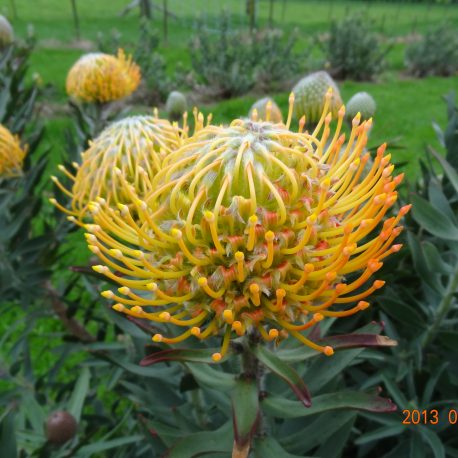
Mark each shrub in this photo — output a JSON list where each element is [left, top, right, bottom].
[[322, 15, 391, 81], [405, 23, 458, 77], [189, 13, 305, 98], [97, 19, 174, 104]]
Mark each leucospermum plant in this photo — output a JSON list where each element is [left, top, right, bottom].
[[83, 91, 409, 362], [0, 124, 27, 178], [50, 115, 184, 222], [48, 89, 409, 457], [66, 50, 141, 103]]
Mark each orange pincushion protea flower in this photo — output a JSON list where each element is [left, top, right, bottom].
[[0, 124, 27, 178], [50, 115, 182, 222], [85, 91, 410, 362], [66, 50, 141, 103]]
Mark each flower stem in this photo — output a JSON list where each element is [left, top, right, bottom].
[[422, 263, 458, 348], [232, 331, 262, 458]]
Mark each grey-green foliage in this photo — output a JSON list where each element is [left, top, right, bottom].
[[357, 92, 458, 457], [189, 13, 304, 98], [405, 23, 458, 77], [323, 15, 391, 81], [0, 39, 38, 133]]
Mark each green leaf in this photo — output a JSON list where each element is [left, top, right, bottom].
[[315, 416, 356, 458], [0, 410, 17, 458], [95, 352, 179, 379], [141, 348, 222, 366], [251, 345, 311, 407], [380, 296, 426, 328], [381, 373, 408, 408], [254, 437, 308, 458], [168, 422, 232, 458], [422, 242, 454, 274], [185, 363, 235, 390], [232, 377, 259, 448], [422, 362, 448, 405], [75, 435, 144, 456], [67, 366, 90, 422], [411, 194, 458, 240], [418, 426, 445, 458], [281, 411, 355, 454], [355, 425, 405, 445], [429, 145, 458, 194], [262, 391, 396, 419], [275, 321, 385, 363]]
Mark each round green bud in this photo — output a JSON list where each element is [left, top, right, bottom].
[[292, 71, 342, 124], [346, 92, 376, 123], [165, 91, 187, 122]]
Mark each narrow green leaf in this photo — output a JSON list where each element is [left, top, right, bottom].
[[276, 321, 385, 363], [254, 437, 308, 458], [411, 194, 458, 240], [428, 146, 458, 194], [75, 435, 144, 456], [232, 377, 259, 448], [262, 391, 396, 419], [422, 362, 448, 405], [141, 348, 222, 366], [67, 366, 90, 422], [381, 373, 408, 408], [251, 345, 311, 407], [168, 422, 232, 458], [185, 363, 235, 390], [418, 427, 445, 458], [281, 411, 355, 454], [315, 416, 356, 458], [355, 425, 405, 445], [0, 410, 17, 458]]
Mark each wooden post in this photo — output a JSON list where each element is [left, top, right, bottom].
[[140, 0, 152, 19], [70, 0, 80, 41], [9, 0, 18, 20], [268, 0, 274, 28], [163, 0, 168, 46]]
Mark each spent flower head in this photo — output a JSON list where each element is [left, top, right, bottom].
[[0, 124, 27, 178], [85, 90, 409, 362], [66, 50, 141, 103]]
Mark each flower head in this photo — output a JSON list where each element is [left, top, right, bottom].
[[50, 115, 182, 221], [66, 50, 141, 103], [0, 15, 14, 49], [85, 91, 409, 361], [0, 124, 27, 178]]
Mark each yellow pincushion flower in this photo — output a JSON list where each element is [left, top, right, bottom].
[[85, 91, 410, 362], [66, 50, 141, 103], [50, 115, 182, 221], [0, 124, 27, 178]]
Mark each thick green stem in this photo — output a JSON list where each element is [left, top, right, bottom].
[[232, 332, 262, 458], [422, 264, 458, 348]]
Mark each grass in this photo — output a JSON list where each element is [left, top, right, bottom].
[[3, 0, 458, 181]]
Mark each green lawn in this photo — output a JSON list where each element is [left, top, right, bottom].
[[3, 0, 458, 181]]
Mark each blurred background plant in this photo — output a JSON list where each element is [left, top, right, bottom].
[[405, 22, 458, 77], [318, 14, 393, 81]]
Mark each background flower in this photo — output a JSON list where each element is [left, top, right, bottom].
[[66, 50, 141, 103]]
